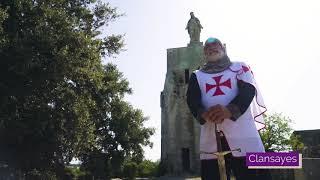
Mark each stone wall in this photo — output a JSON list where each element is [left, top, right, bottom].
[[161, 44, 204, 175], [270, 129, 320, 180]]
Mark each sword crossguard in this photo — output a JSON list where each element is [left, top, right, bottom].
[[200, 148, 241, 180], [200, 148, 241, 155]]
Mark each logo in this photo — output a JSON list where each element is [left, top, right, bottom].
[[246, 152, 302, 169]]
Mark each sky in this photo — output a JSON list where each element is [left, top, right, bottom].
[[102, 0, 320, 161]]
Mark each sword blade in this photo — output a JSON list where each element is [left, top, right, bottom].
[[215, 152, 228, 180], [215, 123, 223, 152], [200, 124, 241, 180]]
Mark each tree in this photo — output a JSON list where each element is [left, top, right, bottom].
[[0, 0, 153, 178], [79, 64, 154, 179], [123, 162, 138, 180], [259, 113, 304, 152], [137, 159, 160, 177]]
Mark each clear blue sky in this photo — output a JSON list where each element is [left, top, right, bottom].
[[103, 0, 320, 161]]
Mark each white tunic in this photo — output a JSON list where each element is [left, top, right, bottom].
[[194, 62, 266, 160]]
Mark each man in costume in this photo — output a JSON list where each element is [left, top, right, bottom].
[[186, 37, 271, 180]]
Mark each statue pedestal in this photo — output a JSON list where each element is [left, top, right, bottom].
[[188, 41, 203, 47]]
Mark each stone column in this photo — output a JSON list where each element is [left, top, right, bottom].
[[161, 44, 204, 175]]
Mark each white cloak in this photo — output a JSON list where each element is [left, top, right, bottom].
[[194, 61, 267, 160]]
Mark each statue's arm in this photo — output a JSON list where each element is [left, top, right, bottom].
[[186, 19, 190, 30], [196, 18, 203, 28]]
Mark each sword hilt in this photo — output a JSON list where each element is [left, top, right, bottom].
[[200, 148, 241, 180]]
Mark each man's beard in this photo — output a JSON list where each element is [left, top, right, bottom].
[[205, 51, 224, 62], [201, 53, 231, 73]]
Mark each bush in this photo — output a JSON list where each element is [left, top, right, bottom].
[[259, 113, 304, 152], [25, 169, 57, 180], [137, 160, 160, 177], [65, 166, 86, 179], [123, 162, 138, 179]]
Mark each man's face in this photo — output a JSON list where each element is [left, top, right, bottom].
[[204, 42, 224, 62]]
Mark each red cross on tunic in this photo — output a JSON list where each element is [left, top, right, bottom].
[[206, 75, 232, 96], [242, 65, 250, 73], [242, 65, 254, 75]]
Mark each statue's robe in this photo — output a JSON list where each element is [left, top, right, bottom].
[[187, 17, 202, 41]]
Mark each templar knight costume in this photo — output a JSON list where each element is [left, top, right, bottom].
[[187, 37, 271, 180]]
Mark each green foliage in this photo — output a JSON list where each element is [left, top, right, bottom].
[[289, 134, 305, 153], [0, 6, 8, 44], [260, 113, 304, 152], [123, 161, 138, 180], [80, 93, 155, 178], [137, 160, 160, 177], [64, 166, 86, 179], [0, 0, 153, 179], [25, 169, 57, 180]]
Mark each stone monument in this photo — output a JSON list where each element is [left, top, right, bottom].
[[160, 12, 204, 175]]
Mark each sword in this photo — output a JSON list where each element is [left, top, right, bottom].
[[200, 123, 241, 180]]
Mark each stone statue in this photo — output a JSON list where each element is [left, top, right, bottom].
[[186, 12, 203, 43]]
